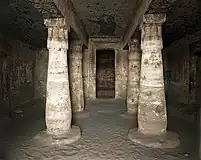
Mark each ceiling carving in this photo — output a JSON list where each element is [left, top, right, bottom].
[[71, 0, 140, 37], [163, 0, 201, 46], [0, 0, 199, 48]]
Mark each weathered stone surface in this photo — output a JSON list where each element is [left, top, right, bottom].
[[83, 43, 96, 100], [128, 128, 180, 148], [164, 37, 190, 104], [69, 40, 85, 113], [126, 39, 141, 114], [0, 34, 35, 102], [34, 48, 48, 99], [163, 0, 201, 47], [88, 37, 122, 99], [138, 14, 167, 135], [83, 49, 91, 100], [88, 39, 96, 99], [115, 49, 128, 99], [189, 55, 197, 103], [128, 14, 180, 148], [34, 125, 81, 145], [96, 50, 115, 98], [45, 18, 72, 135]]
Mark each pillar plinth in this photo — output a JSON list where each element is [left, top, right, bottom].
[[69, 41, 89, 118], [128, 14, 180, 148], [34, 18, 81, 145]]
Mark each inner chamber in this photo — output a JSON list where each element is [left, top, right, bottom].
[[96, 49, 115, 99]]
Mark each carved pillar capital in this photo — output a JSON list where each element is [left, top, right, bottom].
[[44, 18, 69, 50], [143, 14, 166, 24], [69, 40, 83, 60], [128, 39, 141, 60], [141, 14, 166, 51]]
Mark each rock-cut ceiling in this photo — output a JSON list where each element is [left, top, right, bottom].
[[71, 0, 140, 37], [0, 0, 200, 48]]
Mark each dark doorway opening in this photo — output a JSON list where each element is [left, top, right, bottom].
[[96, 49, 115, 99]]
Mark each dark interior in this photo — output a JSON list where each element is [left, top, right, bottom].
[[96, 49, 115, 99]]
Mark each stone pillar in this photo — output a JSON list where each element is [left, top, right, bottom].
[[83, 49, 90, 100], [86, 40, 96, 99], [69, 41, 89, 118], [115, 49, 128, 99], [69, 41, 84, 112], [126, 39, 141, 115], [122, 50, 129, 99], [34, 48, 48, 99], [128, 14, 180, 148], [34, 18, 81, 145], [91, 42, 96, 99], [189, 55, 197, 104]]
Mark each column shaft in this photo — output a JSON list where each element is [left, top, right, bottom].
[[45, 18, 71, 135], [83, 49, 89, 100], [127, 39, 141, 114], [115, 49, 128, 99], [69, 41, 84, 112], [138, 14, 167, 135], [86, 41, 96, 99]]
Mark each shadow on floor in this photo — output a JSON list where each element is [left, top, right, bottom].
[[0, 98, 199, 160]]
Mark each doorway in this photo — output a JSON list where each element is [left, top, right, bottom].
[[96, 49, 115, 98]]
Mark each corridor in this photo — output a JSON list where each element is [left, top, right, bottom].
[[0, 99, 197, 160]]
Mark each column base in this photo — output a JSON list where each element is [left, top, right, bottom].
[[128, 128, 180, 148], [121, 112, 136, 119], [73, 111, 90, 119], [126, 103, 138, 115], [33, 125, 81, 145]]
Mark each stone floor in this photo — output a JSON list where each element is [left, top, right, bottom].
[[0, 98, 199, 160]]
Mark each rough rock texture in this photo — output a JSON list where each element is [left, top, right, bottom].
[[0, 0, 46, 48], [34, 48, 48, 99], [88, 37, 122, 99], [126, 38, 141, 115], [138, 14, 167, 135], [2, 99, 198, 160], [71, 0, 139, 36], [0, 34, 35, 105], [189, 55, 197, 103], [163, 0, 201, 47], [45, 18, 72, 135], [115, 49, 128, 99], [85, 39, 96, 100], [164, 37, 190, 104], [69, 41, 85, 112], [96, 50, 115, 98], [83, 49, 91, 100]]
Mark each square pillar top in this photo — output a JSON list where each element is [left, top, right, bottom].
[[143, 14, 166, 24]]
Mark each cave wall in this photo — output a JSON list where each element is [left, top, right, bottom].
[[164, 37, 190, 104], [0, 34, 36, 108], [164, 30, 201, 105]]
